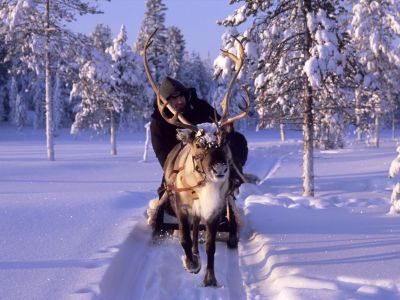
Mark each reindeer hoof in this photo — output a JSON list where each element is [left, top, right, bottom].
[[203, 272, 218, 287], [181, 254, 201, 274]]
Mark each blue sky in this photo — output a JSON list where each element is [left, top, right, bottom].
[[68, 0, 244, 59]]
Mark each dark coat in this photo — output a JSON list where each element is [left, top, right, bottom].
[[150, 87, 217, 167], [150, 76, 248, 172]]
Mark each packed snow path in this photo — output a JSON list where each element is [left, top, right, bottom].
[[1, 127, 400, 299]]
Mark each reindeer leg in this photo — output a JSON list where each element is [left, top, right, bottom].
[[227, 201, 239, 249], [179, 213, 200, 274], [192, 216, 201, 256], [203, 219, 219, 287]]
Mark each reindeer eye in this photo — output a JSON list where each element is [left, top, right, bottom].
[[195, 143, 201, 149]]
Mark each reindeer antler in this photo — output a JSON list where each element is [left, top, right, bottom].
[[219, 36, 249, 127], [220, 87, 251, 127], [143, 28, 197, 131]]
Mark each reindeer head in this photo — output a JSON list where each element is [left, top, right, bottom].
[[175, 124, 229, 182]]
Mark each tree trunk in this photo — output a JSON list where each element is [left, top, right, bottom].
[[303, 85, 315, 197], [355, 89, 362, 141], [9, 76, 17, 125], [143, 121, 151, 162], [302, 0, 314, 197], [45, 0, 54, 161], [392, 111, 396, 141], [374, 113, 380, 148], [53, 67, 61, 136], [279, 121, 286, 142], [110, 110, 117, 155], [34, 84, 41, 130]]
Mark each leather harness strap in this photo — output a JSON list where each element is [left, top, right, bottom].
[[167, 179, 205, 193], [164, 146, 205, 199]]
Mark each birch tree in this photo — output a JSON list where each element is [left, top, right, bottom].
[[134, 0, 168, 84]]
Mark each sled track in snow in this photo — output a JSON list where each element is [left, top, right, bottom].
[[95, 219, 247, 300]]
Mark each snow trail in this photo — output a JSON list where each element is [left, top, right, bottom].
[[96, 220, 247, 300]]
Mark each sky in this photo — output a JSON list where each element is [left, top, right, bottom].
[[68, 0, 245, 60]]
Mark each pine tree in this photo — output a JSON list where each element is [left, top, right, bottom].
[[53, 65, 64, 135], [91, 23, 113, 52], [106, 25, 145, 151], [183, 52, 213, 100], [166, 26, 186, 81], [70, 30, 121, 141], [134, 0, 168, 84]]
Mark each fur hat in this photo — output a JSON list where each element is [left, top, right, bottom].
[[160, 76, 187, 100]]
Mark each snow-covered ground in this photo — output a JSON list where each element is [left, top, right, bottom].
[[1, 125, 400, 300]]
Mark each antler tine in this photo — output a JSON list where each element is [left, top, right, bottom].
[[220, 36, 245, 122], [143, 28, 196, 130], [220, 87, 251, 127]]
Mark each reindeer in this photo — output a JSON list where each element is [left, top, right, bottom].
[[144, 29, 249, 287]]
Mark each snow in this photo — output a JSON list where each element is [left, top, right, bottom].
[[1, 125, 400, 299]]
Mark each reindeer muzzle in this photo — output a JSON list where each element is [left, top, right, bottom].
[[211, 163, 229, 180]]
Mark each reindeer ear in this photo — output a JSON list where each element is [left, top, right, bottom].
[[176, 129, 195, 144]]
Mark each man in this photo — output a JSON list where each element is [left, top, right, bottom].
[[150, 76, 250, 235]]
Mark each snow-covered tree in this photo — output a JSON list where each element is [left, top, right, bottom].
[[213, 28, 253, 130], [52, 63, 72, 135], [183, 52, 214, 101], [1, 0, 103, 161], [166, 26, 186, 81], [134, 0, 168, 84], [91, 23, 113, 52], [221, 0, 350, 196], [9, 76, 27, 130], [106, 25, 147, 150], [351, 0, 400, 147], [70, 40, 121, 140]]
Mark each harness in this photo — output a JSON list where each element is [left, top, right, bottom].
[[165, 145, 208, 200]]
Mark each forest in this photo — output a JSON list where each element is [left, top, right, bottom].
[[1, 0, 399, 193]]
